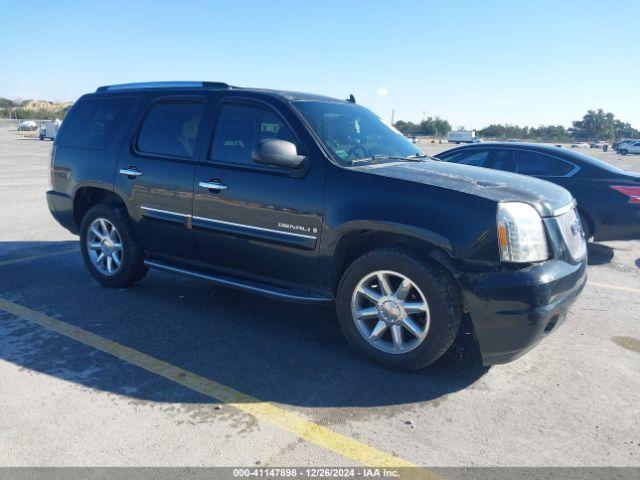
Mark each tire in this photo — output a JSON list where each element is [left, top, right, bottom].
[[80, 204, 148, 288], [579, 211, 593, 242], [620, 149, 628, 155], [336, 247, 462, 371]]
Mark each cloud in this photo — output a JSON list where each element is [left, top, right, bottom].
[[376, 87, 389, 97]]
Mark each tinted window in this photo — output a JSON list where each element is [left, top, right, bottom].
[[211, 103, 298, 166], [441, 149, 490, 167], [512, 151, 573, 176], [489, 150, 519, 172], [137, 101, 204, 158], [56, 97, 135, 150], [560, 148, 625, 174]]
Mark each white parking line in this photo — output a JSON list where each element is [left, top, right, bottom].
[[589, 281, 640, 295], [0, 297, 441, 475]]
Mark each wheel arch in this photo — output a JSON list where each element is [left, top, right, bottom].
[[73, 187, 128, 229], [329, 228, 462, 296]]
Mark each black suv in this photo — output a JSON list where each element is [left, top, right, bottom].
[[47, 81, 587, 370]]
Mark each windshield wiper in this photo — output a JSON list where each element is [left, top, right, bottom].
[[351, 154, 428, 165], [408, 153, 442, 161]]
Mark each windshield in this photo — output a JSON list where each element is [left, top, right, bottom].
[[293, 101, 421, 164]]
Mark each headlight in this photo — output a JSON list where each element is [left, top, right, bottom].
[[497, 202, 549, 263]]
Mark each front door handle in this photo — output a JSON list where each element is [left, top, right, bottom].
[[199, 180, 228, 191], [119, 167, 143, 178]]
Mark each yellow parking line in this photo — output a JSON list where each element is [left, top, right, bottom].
[[589, 281, 640, 295], [0, 297, 440, 476], [0, 247, 78, 267]]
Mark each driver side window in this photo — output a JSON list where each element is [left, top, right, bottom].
[[210, 103, 299, 166]]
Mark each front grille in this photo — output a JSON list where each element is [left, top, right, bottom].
[[556, 206, 587, 261]]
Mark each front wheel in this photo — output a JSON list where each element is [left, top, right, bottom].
[[620, 149, 628, 155], [80, 204, 148, 288], [336, 248, 462, 371], [579, 211, 593, 242]]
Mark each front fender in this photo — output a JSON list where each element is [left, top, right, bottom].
[[328, 219, 454, 256]]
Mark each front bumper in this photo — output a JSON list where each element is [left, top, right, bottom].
[[46, 190, 78, 234], [461, 258, 587, 365]]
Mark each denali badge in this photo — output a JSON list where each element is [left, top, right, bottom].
[[278, 222, 318, 234]]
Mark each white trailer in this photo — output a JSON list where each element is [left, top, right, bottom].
[[447, 130, 481, 144], [39, 119, 61, 141]]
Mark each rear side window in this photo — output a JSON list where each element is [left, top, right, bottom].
[[211, 103, 299, 166], [440, 149, 490, 167], [56, 97, 135, 150], [511, 151, 574, 176], [137, 100, 205, 158]]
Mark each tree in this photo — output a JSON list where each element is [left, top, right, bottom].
[[569, 109, 615, 141], [612, 119, 640, 139], [0, 98, 14, 109], [393, 116, 451, 137], [394, 109, 639, 142], [568, 109, 640, 141], [393, 120, 420, 135]]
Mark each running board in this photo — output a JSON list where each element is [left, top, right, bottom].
[[144, 259, 333, 304]]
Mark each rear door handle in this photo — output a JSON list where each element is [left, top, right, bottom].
[[199, 180, 228, 191], [119, 167, 143, 178]]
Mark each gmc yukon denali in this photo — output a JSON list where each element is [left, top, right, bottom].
[[47, 81, 587, 370]]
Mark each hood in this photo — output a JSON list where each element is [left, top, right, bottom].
[[353, 160, 573, 217]]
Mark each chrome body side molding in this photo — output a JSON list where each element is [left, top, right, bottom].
[[191, 215, 317, 249], [141, 206, 190, 225], [144, 259, 333, 304], [140, 205, 317, 249]]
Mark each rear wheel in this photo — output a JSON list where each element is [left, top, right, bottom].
[[336, 248, 462, 371], [80, 204, 148, 288]]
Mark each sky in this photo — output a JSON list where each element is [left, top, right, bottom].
[[1, 0, 639, 129]]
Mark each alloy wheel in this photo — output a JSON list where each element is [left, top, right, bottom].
[[350, 270, 430, 354], [86, 218, 123, 276]]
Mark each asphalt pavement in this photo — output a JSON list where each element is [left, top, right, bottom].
[[1, 128, 638, 467]]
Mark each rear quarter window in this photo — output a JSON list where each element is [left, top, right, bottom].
[[56, 96, 136, 150], [512, 151, 574, 176]]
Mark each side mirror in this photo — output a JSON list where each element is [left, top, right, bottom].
[[253, 139, 306, 169]]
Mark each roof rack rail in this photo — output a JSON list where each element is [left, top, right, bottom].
[[95, 81, 231, 92]]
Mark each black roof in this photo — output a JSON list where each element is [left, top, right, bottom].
[[94, 81, 343, 103]]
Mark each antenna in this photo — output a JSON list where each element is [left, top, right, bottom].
[[346, 94, 356, 103]]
